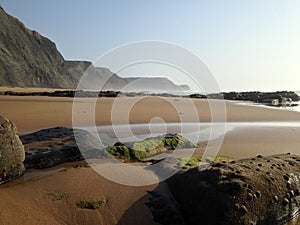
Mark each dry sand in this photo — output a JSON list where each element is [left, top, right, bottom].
[[1, 93, 300, 225]]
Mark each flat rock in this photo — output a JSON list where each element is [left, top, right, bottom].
[[21, 127, 102, 169]]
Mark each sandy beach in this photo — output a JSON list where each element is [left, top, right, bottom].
[[1, 93, 300, 225], [0, 161, 162, 225], [1, 94, 300, 160], [1, 95, 300, 133]]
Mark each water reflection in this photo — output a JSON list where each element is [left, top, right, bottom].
[[92, 121, 300, 147]]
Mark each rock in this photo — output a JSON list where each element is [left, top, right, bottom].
[[168, 154, 300, 225], [215, 91, 300, 102], [0, 116, 25, 184], [106, 134, 198, 161], [21, 127, 102, 169], [146, 191, 185, 225]]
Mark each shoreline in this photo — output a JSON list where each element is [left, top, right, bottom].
[[1, 94, 300, 161], [1, 95, 300, 133]]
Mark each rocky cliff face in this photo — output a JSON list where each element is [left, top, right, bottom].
[[0, 6, 189, 92], [0, 6, 77, 88], [0, 115, 25, 184]]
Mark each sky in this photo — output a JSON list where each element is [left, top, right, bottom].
[[0, 0, 299, 92]]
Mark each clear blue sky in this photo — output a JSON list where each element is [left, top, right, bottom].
[[0, 0, 299, 92]]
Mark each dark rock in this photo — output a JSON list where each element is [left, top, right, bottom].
[[215, 91, 300, 102], [247, 193, 253, 200], [168, 154, 300, 225], [146, 191, 185, 225], [0, 115, 25, 184], [283, 198, 289, 205], [21, 127, 102, 169], [256, 191, 261, 198], [240, 205, 248, 215], [273, 196, 279, 202]]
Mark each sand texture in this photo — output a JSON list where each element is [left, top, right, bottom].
[[1, 93, 300, 225]]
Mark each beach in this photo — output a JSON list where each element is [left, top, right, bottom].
[[0, 162, 161, 225], [1, 93, 300, 224], [1, 94, 300, 160], [1, 95, 300, 133]]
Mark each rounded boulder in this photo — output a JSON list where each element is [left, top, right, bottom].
[[0, 115, 25, 184]]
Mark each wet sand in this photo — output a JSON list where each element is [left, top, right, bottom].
[[217, 125, 300, 159], [1, 95, 300, 133], [0, 161, 162, 225], [1, 94, 300, 160]]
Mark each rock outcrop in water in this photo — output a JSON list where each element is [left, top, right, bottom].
[[0, 115, 25, 184], [167, 154, 300, 225]]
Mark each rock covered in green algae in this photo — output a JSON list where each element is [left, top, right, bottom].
[[106, 133, 198, 161], [0, 115, 25, 184], [168, 154, 300, 225]]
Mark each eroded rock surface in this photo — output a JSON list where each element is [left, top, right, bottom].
[[21, 127, 102, 169], [0, 115, 25, 184], [168, 154, 300, 225]]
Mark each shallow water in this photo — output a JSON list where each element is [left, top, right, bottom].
[[83, 121, 300, 147], [1, 168, 65, 187], [236, 101, 300, 113], [23, 168, 65, 181]]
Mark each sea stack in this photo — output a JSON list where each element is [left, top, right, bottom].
[[0, 115, 25, 184]]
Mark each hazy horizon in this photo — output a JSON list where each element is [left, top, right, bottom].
[[0, 1, 299, 92]]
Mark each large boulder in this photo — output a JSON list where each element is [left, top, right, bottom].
[[0, 115, 25, 184], [168, 154, 300, 225]]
